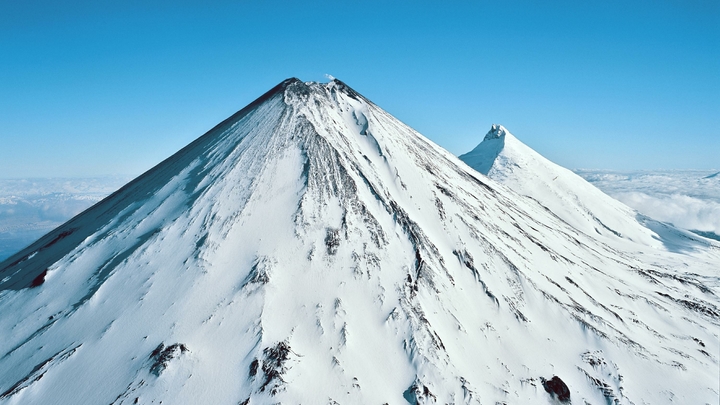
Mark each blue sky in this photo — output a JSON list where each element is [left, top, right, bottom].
[[1, 0, 718, 178]]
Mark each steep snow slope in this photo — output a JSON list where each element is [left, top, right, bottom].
[[459, 124, 720, 257], [0, 79, 719, 405], [459, 125, 665, 247]]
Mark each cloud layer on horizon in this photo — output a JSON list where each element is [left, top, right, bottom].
[[0, 177, 130, 261], [577, 170, 720, 236]]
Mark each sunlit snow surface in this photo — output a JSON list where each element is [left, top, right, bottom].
[[1, 79, 719, 405]]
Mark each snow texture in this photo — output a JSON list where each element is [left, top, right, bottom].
[[1, 79, 719, 405]]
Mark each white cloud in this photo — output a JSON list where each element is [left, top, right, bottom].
[[0, 176, 130, 261], [612, 192, 720, 233], [577, 169, 720, 234]]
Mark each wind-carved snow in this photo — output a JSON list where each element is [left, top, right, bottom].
[[0, 79, 719, 405]]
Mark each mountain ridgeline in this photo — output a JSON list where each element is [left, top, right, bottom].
[[0, 78, 718, 404]]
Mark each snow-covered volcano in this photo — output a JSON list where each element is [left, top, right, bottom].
[[459, 124, 720, 253], [460, 125, 660, 247], [1, 79, 718, 405]]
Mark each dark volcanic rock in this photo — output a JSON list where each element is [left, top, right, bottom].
[[541, 375, 570, 402], [149, 343, 188, 376]]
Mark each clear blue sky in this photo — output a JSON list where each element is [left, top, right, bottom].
[[1, 0, 718, 178]]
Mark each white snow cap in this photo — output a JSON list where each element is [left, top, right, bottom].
[[483, 124, 508, 140]]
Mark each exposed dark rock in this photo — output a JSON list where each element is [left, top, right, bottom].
[[435, 197, 446, 220], [579, 369, 616, 401], [243, 258, 270, 287], [434, 183, 454, 197], [249, 359, 258, 377], [30, 269, 47, 288], [325, 228, 341, 255], [260, 341, 292, 395], [656, 291, 720, 319], [693, 337, 706, 347], [541, 376, 570, 402], [149, 343, 188, 376], [581, 351, 606, 368], [195, 233, 208, 250], [453, 249, 498, 304], [403, 381, 436, 404]]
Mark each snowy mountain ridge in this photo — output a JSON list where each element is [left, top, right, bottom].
[[0, 78, 718, 405], [483, 124, 508, 140], [460, 124, 685, 250]]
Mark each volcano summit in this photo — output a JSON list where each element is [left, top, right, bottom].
[[0, 78, 718, 404]]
